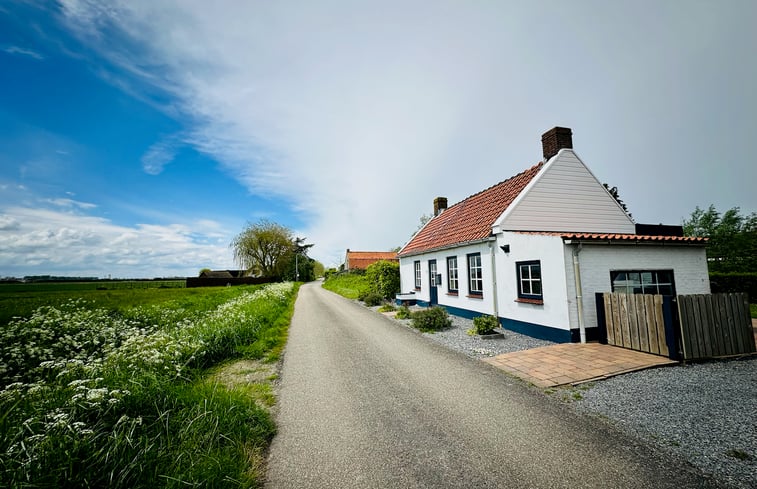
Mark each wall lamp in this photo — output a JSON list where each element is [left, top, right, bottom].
[[500, 244, 510, 253]]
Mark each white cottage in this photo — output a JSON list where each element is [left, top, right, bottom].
[[397, 127, 710, 343]]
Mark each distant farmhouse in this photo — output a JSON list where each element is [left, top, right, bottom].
[[344, 250, 399, 271]]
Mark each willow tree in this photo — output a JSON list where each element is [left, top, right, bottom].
[[230, 220, 294, 278]]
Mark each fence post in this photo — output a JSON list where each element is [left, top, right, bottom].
[[595, 293, 608, 344], [663, 296, 681, 361]]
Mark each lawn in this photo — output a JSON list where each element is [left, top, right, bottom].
[[0, 282, 299, 488], [321, 271, 371, 300]]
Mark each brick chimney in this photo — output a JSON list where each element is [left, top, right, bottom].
[[433, 197, 448, 216], [541, 127, 573, 162]]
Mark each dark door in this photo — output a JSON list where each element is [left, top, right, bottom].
[[428, 259, 438, 305]]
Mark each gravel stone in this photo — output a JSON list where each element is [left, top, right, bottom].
[[373, 303, 757, 489]]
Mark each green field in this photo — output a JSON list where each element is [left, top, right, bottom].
[[0, 282, 298, 488], [0, 281, 195, 326]]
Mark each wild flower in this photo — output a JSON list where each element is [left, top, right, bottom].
[[0, 282, 296, 486]]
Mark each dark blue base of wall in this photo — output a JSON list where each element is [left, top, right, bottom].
[[412, 302, 576, 343], [501, 317, 572, 343]]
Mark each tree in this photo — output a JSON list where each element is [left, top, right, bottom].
[[230, 220, 294, 278], [312, 260, 325, 278], [603, 183, 632, 219], [683, 205, 757, 273]]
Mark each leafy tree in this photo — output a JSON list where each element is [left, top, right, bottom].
[[230, 220, 294, 278], [312, 261, 325, 278], [280, 236, 316, 282], [198, 268, 211, 277], [683, 205, 757, 273]]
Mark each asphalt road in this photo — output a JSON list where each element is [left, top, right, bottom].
[[265, 283, 720, 488]]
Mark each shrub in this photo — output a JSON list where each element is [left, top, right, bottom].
[[362, 291, 384, 306], [365, 260, 400, 299], [470, 314, 499, 335], [395, 305, 412, 319], [411, 306, 451, 332], [709, 272, 757, 301], [377, 303, 396, 313]]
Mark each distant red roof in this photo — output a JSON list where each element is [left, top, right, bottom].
[[519, 232, 707, 243], [399, 163, 543, 257], [345, 250, 399, 270]]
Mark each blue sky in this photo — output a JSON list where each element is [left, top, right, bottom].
[[1, 1, 756, 278]]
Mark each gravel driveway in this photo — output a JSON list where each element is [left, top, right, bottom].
[[376, 305, 757, 489]]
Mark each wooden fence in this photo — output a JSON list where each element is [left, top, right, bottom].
[[598, 292, 756, 360], [600, 293, 670, 357], [677, 293, 755, 359]]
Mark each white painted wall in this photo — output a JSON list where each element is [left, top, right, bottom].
[[400, 241, 496, 315], [563, 243, 711, 331], [496, 149, 636, 234], [494, 232, 571, 331]]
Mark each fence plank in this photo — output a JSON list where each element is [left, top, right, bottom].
[[644, 294, 659, 354], [619, 294, 632, 348], [655, 294, 668, 357], [612, 294, 623, 346], [628, 293, 641, 351], [603, 293, 615, 345], [696, 294, 713, 358], [637, 295, 650, 353], [711, 294, 725, 356]]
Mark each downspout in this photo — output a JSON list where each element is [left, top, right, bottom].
[[488, 240, 499, 320], [572, 243, 586, 344]]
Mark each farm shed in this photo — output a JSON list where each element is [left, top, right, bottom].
[[397, 127, 710, 343]]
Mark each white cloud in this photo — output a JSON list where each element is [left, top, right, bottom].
[[140, 134, 183, 175], [44, 197, 97, 210], [57, 1, 757, 267], [3, 45, 44, 60], [0, 206, 235, 278]]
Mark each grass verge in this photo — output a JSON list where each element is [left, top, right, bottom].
[[0, 282, 299, 488], [321, 272, 370, 300]]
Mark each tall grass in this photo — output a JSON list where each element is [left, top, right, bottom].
[[0, 282, 297, 488]]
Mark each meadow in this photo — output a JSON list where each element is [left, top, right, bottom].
[[0, 282, 298, 488]]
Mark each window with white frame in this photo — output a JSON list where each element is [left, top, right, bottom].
[[517, 260, 542, 300], [447, 256, 458, 292], [414, 261, 421, 289], [467, 253, 483, 295]]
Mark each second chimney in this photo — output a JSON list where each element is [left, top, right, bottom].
[[433, 197, 448, 216], [541, 126, 573, 162]]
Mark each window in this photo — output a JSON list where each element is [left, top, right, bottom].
[[447, 256, 458, 292], [517, 260, 542, 300], [467, 253, 483, 295], [611, 270, 675, 296], [414, 261, 421, 289]]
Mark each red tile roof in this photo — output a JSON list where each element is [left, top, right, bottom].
[[346, 251, 399, 270], [399, 163, 543, 257], [560, 233, 707, 243], [519, 232, 707, 243]]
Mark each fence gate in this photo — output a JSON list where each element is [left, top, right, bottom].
[[677, 293, 755, 360], [599, 293, 671, 357], [597, 292, 756, 361]]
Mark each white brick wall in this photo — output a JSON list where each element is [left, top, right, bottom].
[[563, 243, 711, 331]]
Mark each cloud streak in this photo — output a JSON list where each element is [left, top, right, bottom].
[[56, 1, 757, 268]]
